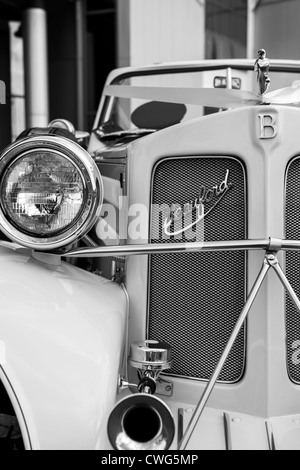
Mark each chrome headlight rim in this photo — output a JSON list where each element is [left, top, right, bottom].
[[1, 148, 90, 239], [0, 135, 103, 251]]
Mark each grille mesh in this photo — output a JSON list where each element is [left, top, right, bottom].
[[285, 157, 300, 383], [149, 157, 247, 382]]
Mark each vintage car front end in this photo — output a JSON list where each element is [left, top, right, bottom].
[[1, 58, 300, 450]]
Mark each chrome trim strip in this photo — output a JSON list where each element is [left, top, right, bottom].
[[265, 421, 276, 451], [58, 238, 300, 258], [177, 408, 184, 449], [60, 239, 269, 257], [223, 413, 232, 451]]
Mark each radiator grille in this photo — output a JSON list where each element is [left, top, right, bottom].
[[285, 157, 300, 383], [148, 157, 247, 382]]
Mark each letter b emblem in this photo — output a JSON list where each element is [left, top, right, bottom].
[[258, 113, 278, 139]]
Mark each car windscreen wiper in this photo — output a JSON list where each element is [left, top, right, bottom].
[[94, 128, 156, 140]]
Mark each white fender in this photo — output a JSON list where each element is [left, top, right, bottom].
[[0, 244, 127, 450]]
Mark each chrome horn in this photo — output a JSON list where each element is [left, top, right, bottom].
[[107, 340, 175, 450]]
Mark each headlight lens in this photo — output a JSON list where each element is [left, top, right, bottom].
[[0, 135, 103, 250], [2, 152, 85, 236]]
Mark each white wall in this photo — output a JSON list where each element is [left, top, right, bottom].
[[117, 0, 205, 67]]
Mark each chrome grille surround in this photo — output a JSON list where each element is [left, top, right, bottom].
[[148, 156, 247, 383], [285, 156, 300, 384]]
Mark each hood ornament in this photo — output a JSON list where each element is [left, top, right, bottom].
[[254, 48, 271, 95]]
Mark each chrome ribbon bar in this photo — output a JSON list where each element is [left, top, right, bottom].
[[60, 237, 300, 258]]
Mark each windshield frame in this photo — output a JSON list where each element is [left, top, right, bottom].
[[94, 59, 300, 138]]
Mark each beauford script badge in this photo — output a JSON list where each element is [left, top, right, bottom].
[[163, 170, 232, 237]]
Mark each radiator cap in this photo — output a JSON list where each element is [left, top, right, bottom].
[[129, 340, 172, 371]]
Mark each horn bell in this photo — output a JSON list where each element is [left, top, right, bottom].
[[107, 393, 175, 450]]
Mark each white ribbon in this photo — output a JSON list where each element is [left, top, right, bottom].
[[104, 81, 300, 109]]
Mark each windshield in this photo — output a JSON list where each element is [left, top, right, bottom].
[[96, 64, 300, 138]]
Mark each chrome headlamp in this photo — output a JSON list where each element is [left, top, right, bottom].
[[0, 135, 103, 250]]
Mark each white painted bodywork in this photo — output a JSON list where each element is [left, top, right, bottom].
[[0, 244, 127, 450]]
